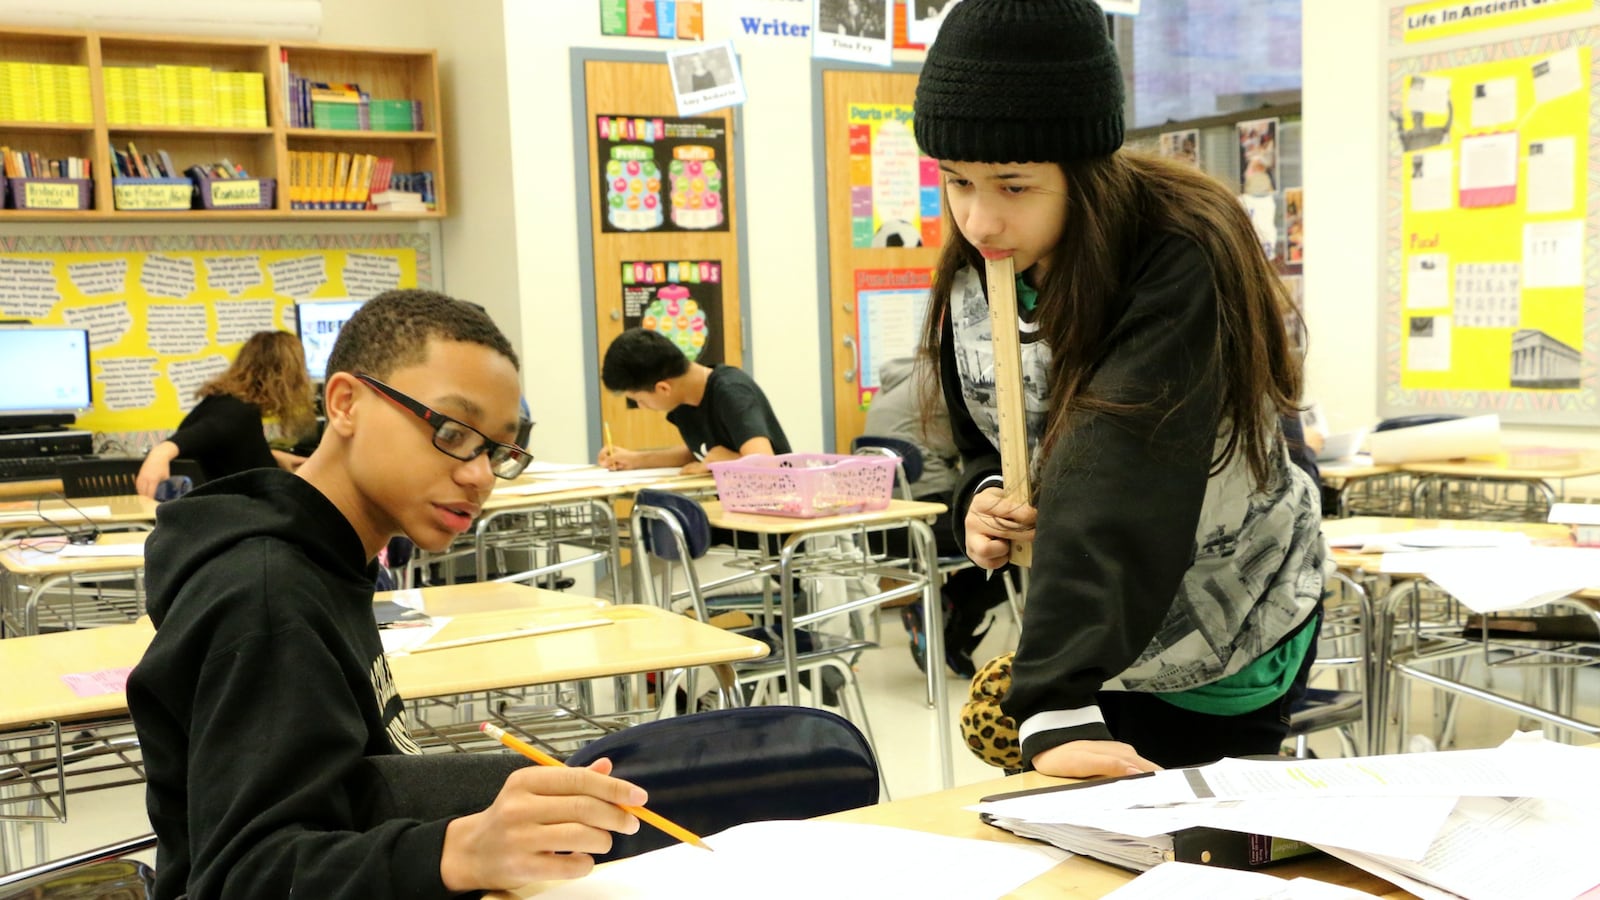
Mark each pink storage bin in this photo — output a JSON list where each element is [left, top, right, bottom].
[[708, 453, 897, 518]]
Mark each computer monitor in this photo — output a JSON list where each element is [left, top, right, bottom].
[[0, 327, 92, 428], [295, 299, 366, 381]]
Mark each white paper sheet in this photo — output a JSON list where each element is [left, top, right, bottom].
[[1532, 48, 1584, 104], [1380, 546, 1600, 613], [378, 616, 453, 654], [1102, 862, 1378, 899], [0, 505, 112, 523], [1523, 219, 1585, 289], [1407, 74, 1451, 116], [495, 480, 597, 498], [1406, 254, 1450, 309], [518, 820, 1068, 900], [1458, 133, 1518, 207], [1451, 262, 1520, 330], [1526, 137, 1576, 214], [1550, 502, 1600, 526], [56, 541, 146, 558], [1406, 315, 1451, 371], [1470, 78, 1516, 127], [1367, 413, 1501, 465], [1409, 150, 1454, 212]]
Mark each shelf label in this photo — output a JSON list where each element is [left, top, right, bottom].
[[22, 181, 81, 210], [114, 182, 191, 210], [209, 180, 262, 208]]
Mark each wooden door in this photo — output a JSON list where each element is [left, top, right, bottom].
[[583, 60, 743, 456], [820, 67, 941, 453]]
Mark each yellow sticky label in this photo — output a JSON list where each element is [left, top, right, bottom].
[[209, 180, 262, 207], [23, 181, 80, 209], [114, 183, 191, 210]]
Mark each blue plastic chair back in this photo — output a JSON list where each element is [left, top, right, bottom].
[[635, 489, 711, 562], [565, 706, 880, 861]]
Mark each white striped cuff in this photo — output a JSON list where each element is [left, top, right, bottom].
[[1018, 706, 1107, 746]]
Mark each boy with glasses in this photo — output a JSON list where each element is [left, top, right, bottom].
[[129, 290, 647, 899]]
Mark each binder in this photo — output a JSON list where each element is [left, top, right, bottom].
[[979, 768, 1320, 873]]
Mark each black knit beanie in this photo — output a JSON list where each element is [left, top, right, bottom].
[[914, 0, 1125, 164]]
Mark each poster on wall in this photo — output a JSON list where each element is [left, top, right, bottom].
[[666, 40, 748, 116], [1238, 117, 1279, 195], [600, 0, 705, 40], [621, 260, 725, 368], [814, 0, 893, 67], [855, 268, 931, 408], [847, 103, 941, 249], [1397, 0, 1589, 45], [1157, 129, 1199, 167], [1388, 33, 1592, 417], [906, 0, 962, 45], [1284, 187, 1304, 270], [596, 115, 729, 233]]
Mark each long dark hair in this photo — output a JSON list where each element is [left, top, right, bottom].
[[200, 330, 315, 440], [918, 149, 1303, 492]]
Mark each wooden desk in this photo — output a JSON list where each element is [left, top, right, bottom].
[[0, 495, 157, 539], [700, 499, 953, 787], [1, 532, 149, 636], [0, 480, 63, 502], [500, 772, 1415, 899], [1316, 458, 1407, 518], [1397, 449, 1600, 520], [1322, 516, 1600, 752], [380, 581, 608, 617]]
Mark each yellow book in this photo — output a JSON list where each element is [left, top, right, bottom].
[[350, 154, 374, 208], [333, 152, 351, 206], [317, 151, 334, 208]]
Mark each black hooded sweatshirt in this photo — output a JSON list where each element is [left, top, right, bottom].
[[128, 468, 484, 900]]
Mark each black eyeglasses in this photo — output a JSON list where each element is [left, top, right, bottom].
[[354, 373, 533, 479]]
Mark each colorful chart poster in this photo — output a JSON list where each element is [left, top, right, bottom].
[[599, 0, 705, 41], [621, 260, 725, 368], [1158, 129, 1199, 167], [1390, 35, 1592, 408], [847, 103, 941, 249], [855, 268, 932, 407], [596, 115, 729, 233]]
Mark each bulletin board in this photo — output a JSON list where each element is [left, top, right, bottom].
[[0, 232, 431, 437], [1383, 26, 1600, 424]]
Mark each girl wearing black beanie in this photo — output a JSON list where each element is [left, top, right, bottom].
[[915, 0, 1327, 779]]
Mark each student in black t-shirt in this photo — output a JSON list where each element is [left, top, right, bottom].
[[598, 328, 791, 475]]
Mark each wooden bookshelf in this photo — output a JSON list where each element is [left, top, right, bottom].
[[0, 25, 445, 220]]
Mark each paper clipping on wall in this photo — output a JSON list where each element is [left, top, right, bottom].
[[667, 40, 748, 116]]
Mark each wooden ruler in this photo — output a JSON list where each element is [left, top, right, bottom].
[[985, 256, 1033, 567]]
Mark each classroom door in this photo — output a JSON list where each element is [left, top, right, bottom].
[[582, 59, 744, 456], [820, 67, 942, 453]]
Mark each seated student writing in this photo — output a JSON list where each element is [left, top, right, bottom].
[[135, 330, 316, 498], [598, 327, 791, 475], [128, 290, 647, 900]]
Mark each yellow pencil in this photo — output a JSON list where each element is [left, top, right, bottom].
[[604, 422, 616, 457], [479, 722, 713, 852]]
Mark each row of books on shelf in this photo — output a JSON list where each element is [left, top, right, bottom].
[[0, 62, 92, 124], [1, 149, 90, 180], [287, 151, 434, 211], [281, 54, 423, 132], [103, 66, 267, 128]]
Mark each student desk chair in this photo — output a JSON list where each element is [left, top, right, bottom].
[[698, 498, 955, 789], [1324, 516, 1600, 754]]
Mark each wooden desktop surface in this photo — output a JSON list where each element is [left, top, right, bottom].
[[701, 498, 947, 535], [0, 585, 764, 732], [0, 530, 147, 575], [389, 604, 768, 699], [0, 478, 64, 500], [1318, 458, 1400, 482], [379, 582, 607, 617], [0, 494, 156, 531], [1397, 449, 1600, 480], [502, 771, 1415, 899], [1322, 516, 1598, 600]]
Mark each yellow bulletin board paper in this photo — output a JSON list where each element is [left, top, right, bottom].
[[1399, 0, 1595, 45], [1385, 28, 1598, 425], [0, 232, 433, 437]]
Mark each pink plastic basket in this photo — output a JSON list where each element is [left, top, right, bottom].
[[708, 453, 897, 518]]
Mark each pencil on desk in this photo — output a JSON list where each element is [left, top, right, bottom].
[[604, 422, 616, 457], [479, 722, 713, 851]]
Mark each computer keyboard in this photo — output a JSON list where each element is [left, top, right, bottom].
[[0, 455, 86, 482]]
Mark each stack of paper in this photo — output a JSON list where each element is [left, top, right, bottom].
[[971, 735, 1600, 900], [1103, 862, 1376, 898]]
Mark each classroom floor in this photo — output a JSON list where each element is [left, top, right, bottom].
[[10, 606, 1599, 876]]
